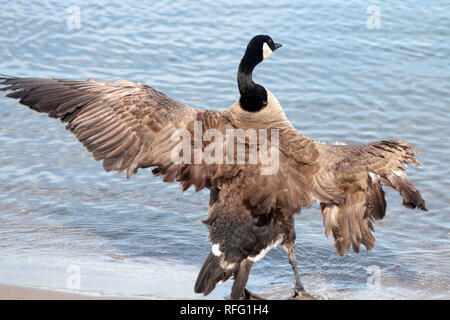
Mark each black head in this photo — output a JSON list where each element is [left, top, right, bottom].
[[240, 35, 282, 72], [237, 35, 282, 112]]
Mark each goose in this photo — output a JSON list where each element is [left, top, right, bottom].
[[0, 35, 427, 300]]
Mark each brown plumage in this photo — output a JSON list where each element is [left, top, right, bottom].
[[0, 35, 427, 299], [315, 140, 427, 256]]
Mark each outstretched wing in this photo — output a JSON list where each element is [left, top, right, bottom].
[[0, 76, 231, 190], [314, 140, 427, 256]]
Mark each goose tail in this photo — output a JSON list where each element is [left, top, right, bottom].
[[194, 253, 231, 296]]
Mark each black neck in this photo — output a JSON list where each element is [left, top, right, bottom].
[[237, 55, 267, 112]]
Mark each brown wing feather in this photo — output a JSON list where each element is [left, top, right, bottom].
[[315, 139, 427, 256], [0, 76, 224, 188]]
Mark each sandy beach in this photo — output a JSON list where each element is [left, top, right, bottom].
[[0, 284, 122, 300]]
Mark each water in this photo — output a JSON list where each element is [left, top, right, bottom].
[[0, 0, 449, 299]]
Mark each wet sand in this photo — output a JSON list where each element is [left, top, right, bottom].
[[0, 284, 123, 300], [0, 284, 321, 300]]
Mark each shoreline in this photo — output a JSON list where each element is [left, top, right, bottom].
[[0, 284, 128, 300]]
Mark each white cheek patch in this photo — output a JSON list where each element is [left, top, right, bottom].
[[262, 42, 272, 60], [211, 243, 222, 256]]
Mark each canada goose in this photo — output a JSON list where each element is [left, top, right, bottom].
[[0, 34, 427, 300]]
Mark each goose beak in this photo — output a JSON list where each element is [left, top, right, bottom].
[[274, 43, 282, 50]]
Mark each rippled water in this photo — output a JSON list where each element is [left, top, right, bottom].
[[0, 0, 449, 299]]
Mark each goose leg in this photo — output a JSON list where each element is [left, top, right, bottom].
[[241, 288, 266, 300], [230, 259, 254, 300], [284, 243, 306, 297]]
